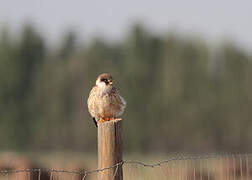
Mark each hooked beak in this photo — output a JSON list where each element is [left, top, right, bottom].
[[108, 80, 113, 85]]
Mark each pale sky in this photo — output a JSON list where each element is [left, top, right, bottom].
[[0, 0, 252, 50]]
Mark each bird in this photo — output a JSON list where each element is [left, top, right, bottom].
[[87, 73, 126, 127]]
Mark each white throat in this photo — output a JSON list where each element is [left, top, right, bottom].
[[96, 80, 112, 93]]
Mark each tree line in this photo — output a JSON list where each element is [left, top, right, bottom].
[[0, 24, 251, 153]]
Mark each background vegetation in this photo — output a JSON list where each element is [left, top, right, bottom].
[[0, 23, 251, 153]]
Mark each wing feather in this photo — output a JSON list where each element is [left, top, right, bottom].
[[87, 86, 98, 118]]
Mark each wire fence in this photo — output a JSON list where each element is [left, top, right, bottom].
[[1, 153, 252, 180]]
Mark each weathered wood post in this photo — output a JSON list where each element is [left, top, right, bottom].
[[98, 119, 123, 180]]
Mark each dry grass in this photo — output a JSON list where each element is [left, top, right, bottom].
[[1, 152, 252, 180]]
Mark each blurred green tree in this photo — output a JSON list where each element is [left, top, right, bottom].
[[0, 23, 251, 153]]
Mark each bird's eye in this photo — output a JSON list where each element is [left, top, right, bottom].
[[101, 78, 107, 82]]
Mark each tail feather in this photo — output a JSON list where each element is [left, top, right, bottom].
[[92, 117, 98, 127]]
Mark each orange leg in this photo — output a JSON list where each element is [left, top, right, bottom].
[[98, 117, 116, 125]]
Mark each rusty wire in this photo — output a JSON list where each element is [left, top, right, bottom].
[[0, 153, 251, 178]]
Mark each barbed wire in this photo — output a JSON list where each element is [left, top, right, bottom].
[[0, 153, 251, 176]]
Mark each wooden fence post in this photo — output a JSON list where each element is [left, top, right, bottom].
[[98, 119, 123, 180]]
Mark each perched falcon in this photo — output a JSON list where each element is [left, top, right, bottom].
[[87, 73, 126, 127]]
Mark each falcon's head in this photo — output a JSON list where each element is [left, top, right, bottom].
[[96, 73, 113, 88]]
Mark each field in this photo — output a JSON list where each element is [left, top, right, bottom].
[[0, 152, 251, 179]]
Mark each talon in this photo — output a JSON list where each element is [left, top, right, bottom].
[[97, 118, 105, 124]]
